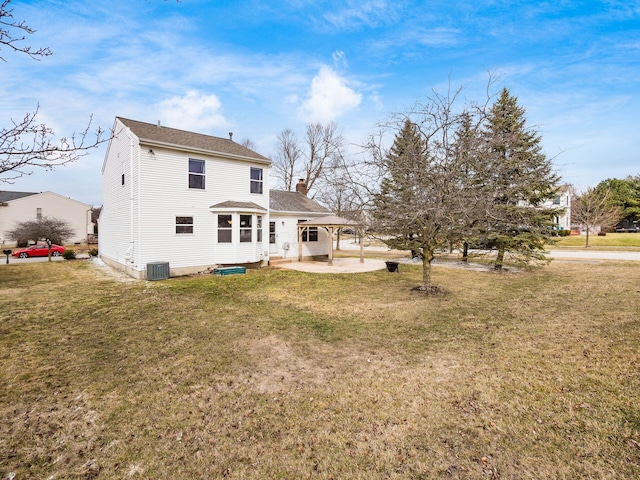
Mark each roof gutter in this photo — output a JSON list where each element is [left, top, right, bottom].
[[138, 139, 271, 166]]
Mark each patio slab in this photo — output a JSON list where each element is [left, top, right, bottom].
[[274, 257, 387, 274]]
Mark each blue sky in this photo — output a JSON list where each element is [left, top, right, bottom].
[[1, 0, 638, 206]]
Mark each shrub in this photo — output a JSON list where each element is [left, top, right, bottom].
[[557, 229, 571, 236], [88, 248, 99, 257], [62, 249, 77, 260]]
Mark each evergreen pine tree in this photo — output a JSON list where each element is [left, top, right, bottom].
[[481, 88, 561, 270]]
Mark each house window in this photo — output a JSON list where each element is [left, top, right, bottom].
[[189, 159, 205, 189], [36, 208, 42, 219], [121, 161, 125, 186], [269, 221, 276, 244], [176, 216, 194, 234], [298, 220, 318, 242], [240, 215, 252, 243], [250, 167, 263, 194], [218, 214, 232, 243], [302, 227, 318, 242], [257, 215, 263, 242]]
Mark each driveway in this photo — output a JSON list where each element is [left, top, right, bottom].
[[0, 255, 65, 265]]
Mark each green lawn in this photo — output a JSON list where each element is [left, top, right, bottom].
[[1, 259, 639, 479], [551, 232, 640, 248]]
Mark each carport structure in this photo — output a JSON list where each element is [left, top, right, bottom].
[[297, 215, 366, 266]]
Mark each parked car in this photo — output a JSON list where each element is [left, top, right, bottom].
[[11, 244, 65, 258]]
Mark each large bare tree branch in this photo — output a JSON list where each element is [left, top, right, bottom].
[[0, 0, 52, 62], [0, 1, 112, 183], [0, 106, 109, 183]]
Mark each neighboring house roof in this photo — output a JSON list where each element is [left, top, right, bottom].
[[0, 191, 38, 203], [210, 200, 267, 212], [269, 190, 331, 214], [116, 117, 270, 164]]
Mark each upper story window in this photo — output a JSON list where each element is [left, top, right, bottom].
[[189, 159, 205, 189], [36, 208, 42, 219], [250, 167, 263, 194], [176, 216, 194, 234]]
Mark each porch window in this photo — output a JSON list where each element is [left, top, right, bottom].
[[218, 214, 232, 243], [176, 216, 194, 234], [250, 167, 263, 194], [240, 215, 252, 242], [189, 159, 205, 189], [257, 215, 263, 242]]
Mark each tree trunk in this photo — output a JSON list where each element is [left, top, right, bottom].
[[462, 241, 469, 263], [421, 249, 435, 287], [422, 255, 432, 287], [494, 246, 505, 271], [585, 228, 590, 247], [336, 230, 341, 251]]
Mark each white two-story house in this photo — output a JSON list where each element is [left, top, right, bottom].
[[100, 118, 331, 279]]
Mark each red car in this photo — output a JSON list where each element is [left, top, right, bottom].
[[11, 244, 65, 258]]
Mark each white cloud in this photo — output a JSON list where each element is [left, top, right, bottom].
[[322, 0, 397, 30], [300, 66, 362, 123], [156, 91, 228, 133]]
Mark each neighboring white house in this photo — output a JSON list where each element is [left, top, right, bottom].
[[0, 190, 92, 246], [99, 118, 331, 279], [547, 184, 572, 231]]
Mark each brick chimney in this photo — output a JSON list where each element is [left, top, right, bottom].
[[295, 179, 308, 196]]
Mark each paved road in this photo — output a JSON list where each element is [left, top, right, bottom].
[[546, 249, 640, 262], [338, 239, 640, 262]]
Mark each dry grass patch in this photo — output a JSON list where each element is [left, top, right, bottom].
[[1, 259, 639, 478]]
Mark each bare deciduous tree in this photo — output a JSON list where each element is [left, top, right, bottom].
[[0, 0, 110, 183], [272, 123, 344, 196], [303, 122, 343, 194], [6, 216, 74, 260], [0, 0, 52, 61], [370, 84, 479, 291], [272, 129, 301, 191], [572, 187, 622, 247]]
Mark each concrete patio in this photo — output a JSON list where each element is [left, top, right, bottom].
[[274, 257, 387, 274]]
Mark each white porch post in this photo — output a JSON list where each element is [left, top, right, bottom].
[[298, 226, 304, 262]]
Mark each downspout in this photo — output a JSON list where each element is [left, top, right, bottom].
[[124, 128, 135, 264]]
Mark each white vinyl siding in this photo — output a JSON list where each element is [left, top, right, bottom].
[[100, 118, 271, 275]]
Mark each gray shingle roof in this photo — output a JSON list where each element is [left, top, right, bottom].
[[209, 201, 267, 212], [269, 190, 330, 214], [0, 191, 38, 203], [117, 117, 270, 163]]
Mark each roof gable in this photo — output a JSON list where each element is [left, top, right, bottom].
[[116, 117, 270, 163], [269, 190, 330, 214]]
